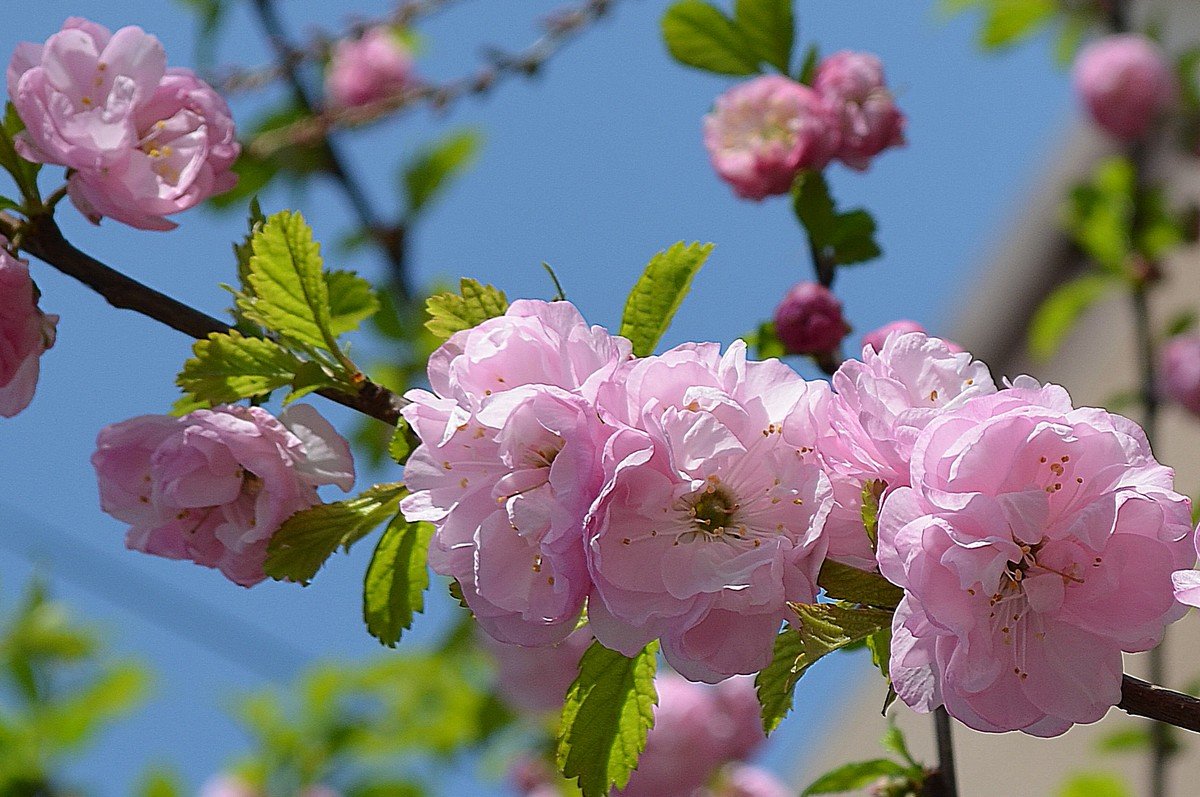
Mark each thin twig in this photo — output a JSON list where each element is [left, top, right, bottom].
[[1120, 675, 1200, 733], [924, 707, 959, 797]]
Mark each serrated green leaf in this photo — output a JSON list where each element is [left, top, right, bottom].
[[756, 603, 892, 733], [662, 0, 760, 75], [734, 0, 794, 73], [802, 759, 908, 795], [979, 0, 1057, 50], [403, 129, 482, 217], [619, 242, 713, 356], [793, 173, 882, 268], [1028, 273, 1119, 362], [363, 512, 434, 646], [326, 270, 380, 336], [425, 278, 509, 340], [817, 560, 902, 609], [284, 359, 338, 404], [264, 483, 406, 584], [557, 640, 658, 797], [176, 330, 305, 405], [1057, 773, 1132, 797], [237, 210, 337, 352]]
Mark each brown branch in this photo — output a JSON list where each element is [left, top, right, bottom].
[[2, 212, 406, 426], [1119, 675, 1200, 733]]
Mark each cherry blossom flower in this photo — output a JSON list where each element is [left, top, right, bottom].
[[814, 51, 905, 170], [1159, 333, 1200, 417], [326, 26, 416, 108], [1074, 34, 1174, 141], [483, 623, 593, 713], [878, 377, 1194, 735], [0, 242, 57, 417]]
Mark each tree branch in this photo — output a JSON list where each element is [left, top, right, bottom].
[[1120, 675, 1200, 733], [2, 212, 406, 426]]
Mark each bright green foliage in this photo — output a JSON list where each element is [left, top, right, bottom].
[[662, 1, 760, 75], [865, 626, 892, 681], [1057, 773, 1132, 797], [734, 0, 794, 73], [137, 768, 185, 797], [264, 483, 407, 584], [327, 270, 382, 337], [756, 603, 892, 733], [1028, 273, 1119, 362], [1065, 158, 1135, 274], [425, 278, 509, 340], [743, 321, 786, 360], [362, 514, 435, 647], [880, 722, 918, 768], [388, 419, 416, 465], [792, 173, 882, 268], [817, 561, 903, 610], [940, 0, 1059, 50], [402, 129, 483, 217], [619, 242, 714, 356], [860, 479, 882, 548], [557, 640, 659, 797], [177, 330, 311, 405], [802, 759, 908, 795], [0, 103, 41, 207]]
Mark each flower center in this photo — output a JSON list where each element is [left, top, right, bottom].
[[680, 476, 743, 542]]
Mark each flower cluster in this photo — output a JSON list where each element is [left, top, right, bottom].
[[325, 26, 416, 109], [92, 404, 354, 586], [9, 17, 239, 229], [703, 51, 905, 199], [0, 241, 56, 418]]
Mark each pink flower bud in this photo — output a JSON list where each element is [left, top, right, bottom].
[[861, 319, 926, 353], [1073, 34, 1174, 141], [1160, 333, 1200, 417], [325, 26, 415, 109], [0, 241, 57, 418], [814, 51, 905, 171], [772, 282, 849, 356], [703, 75, 838, 200]]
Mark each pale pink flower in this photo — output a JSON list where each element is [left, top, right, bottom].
[[878, 377, 1194, 735], [483, 624, 592, 713], [772, 282, 849, 356], [401, 300, 631, 645], [0, 243, 56, 417], [814, 51, 905, 170], [1160, 334, 1200, 417], [706, 765, 791, 797], [200, 776, 339, 797], [703, 75, 838, 200], [709, 675, 767, 762], [819, 332, 995, 491], [1074, 34, 1174, 141], [93, 404, 354, 587], [325, 26, 416, 108], [861, 320, 924, 353], [587, 341, 832, 682]]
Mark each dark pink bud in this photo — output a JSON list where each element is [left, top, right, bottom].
[[1073, 34, 1173, 141], [772, 282, 849, 356], [1160, 334, 1200, 417]]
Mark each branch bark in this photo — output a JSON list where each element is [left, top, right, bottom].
[[1120, 675, 1200, 734]]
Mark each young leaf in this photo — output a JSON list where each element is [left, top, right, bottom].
[[979, 0, 1058, 50], [1064, 157, 1134, 273], [557, 640, 659, 797], [866, 626, 892, 681], [792, 173, 882, 267], [1057, 773, 1132, 797], [734, 0, 794, 73], [389, 418, 417, 465], [326, 270, 380, 336], [0, 103, 42, 204], [817, 560, 903, 609], [802, 759, 908, 795], [402, 129, 483, 217], [264, 483, 406, 584], [176, 330, 306, 405], [880, 722, 919, 768], [1165, 309, 1198, 338], [619, 241, 714, 356], [662, 0, 760, 76], [1028, 273, 1119, 362], [363, 512, 435, 647], [425, 278, 509, 340], [756, 603, 893, 733], [743, 321, 786, 360]]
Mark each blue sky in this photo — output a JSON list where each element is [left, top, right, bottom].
[[0, 1, 1074, 793]]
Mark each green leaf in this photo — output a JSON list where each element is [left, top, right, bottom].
[[176, 330, 306, 405], [880, 722, 918, 768], [743, 321, 786, 360], [1057, 773, 1132, 797], [1095, 728, 1153, 752], [1028, 273, 1119, 362], [389, 418, 416, 465], [861, 479, 883, 548], [817, 560, 902, 609], [797, 43, 821, 85], [619, 241, 714, 356], [1054, 12, 1089, 66], [38, 663, 150, 748], [793, 173, 882, 268], [734, 0, 794, 73], [756, 603, 893, 733], [326, 270, 380, 336], [403, 129, 483, 217], [1064, 157, 1134, 273], [137, 768, 184, 797], [264, 483, 406, 584], [363, 512, 434, 646], [866, 626, 892, 681], [557, 641, 659, 796], [0, 104, 41, 204], [802, 759, 908, 795], [979, 0, 1058, 50], [425, 278, 509, 340], [662, 0, 760, 76], [1166, 310, 1198, 338], [237, 210, 338, 352]]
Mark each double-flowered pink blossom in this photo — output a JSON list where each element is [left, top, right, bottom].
[[588, 341, 832, 682], [861, 320, 925, 353], [8, 18, 238, 230], [93, 404, 354, 587], [814, 51, 905, 170], [878, 377, 1194, 735], [325, 26, 416, 109], [772, 281, 849, 357], [0, 242, 56, 417], [1073, 34, 1174, 142], [703, 75, 838, 200], [1159, 333, 1200, 418], [401, 300, 631, 646]]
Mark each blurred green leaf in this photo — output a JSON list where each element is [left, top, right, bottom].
[[803, 759, 908, 795], [402, 129, 483, 217], [978, 0, 1057, 49], [880, 722, 918, 768], [1057, 773, 1132, 797], [797, 43, 821, 85], [734, 0, 794, 73], [136, 767, 184, 797], [743, 321, 786, 360], [1166, 309, 1199, 338], [362, 513, 434, 647], [1028, 273, 1119, 362], [619, 241, 714, 356], [1064, 157, 1134, 273], [662, 0, 760, 75]]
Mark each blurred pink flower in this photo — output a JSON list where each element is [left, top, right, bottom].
[[93, 404, 353, 586], [814, 51, 905, 170], [860, 320, 925, 353], [1073, 34, 1173, 141], [483, 623, 592, 713], [326, 26, 415, 108], [772, 282, 849, 357], [707, 765, 791, 797], [0, 243, 56, 417], [878, 377, 1194, 735], [1160, 333, 1200, 417]]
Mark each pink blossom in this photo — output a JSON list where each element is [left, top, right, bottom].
[[0, 243, 56, 417], [814, 51, 905, 170], [483, 623, 592, 713], [878, 377, 1194, 735], [93, 404, 354, 587], [1073, 34, 1174, 141], [1160, 334, 1200, 417], [703, 75, 838, 200], [200, 777, 339, 797], [401, 300, 631, 645], [587, 341, 832, 682], [772, 282, 849, 356], [326, 26, 416, 108], [861, 320, 924, 353], [819, 331, 996, 491], [706, 765, 791, 797], [709, 675, 767, 762]]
